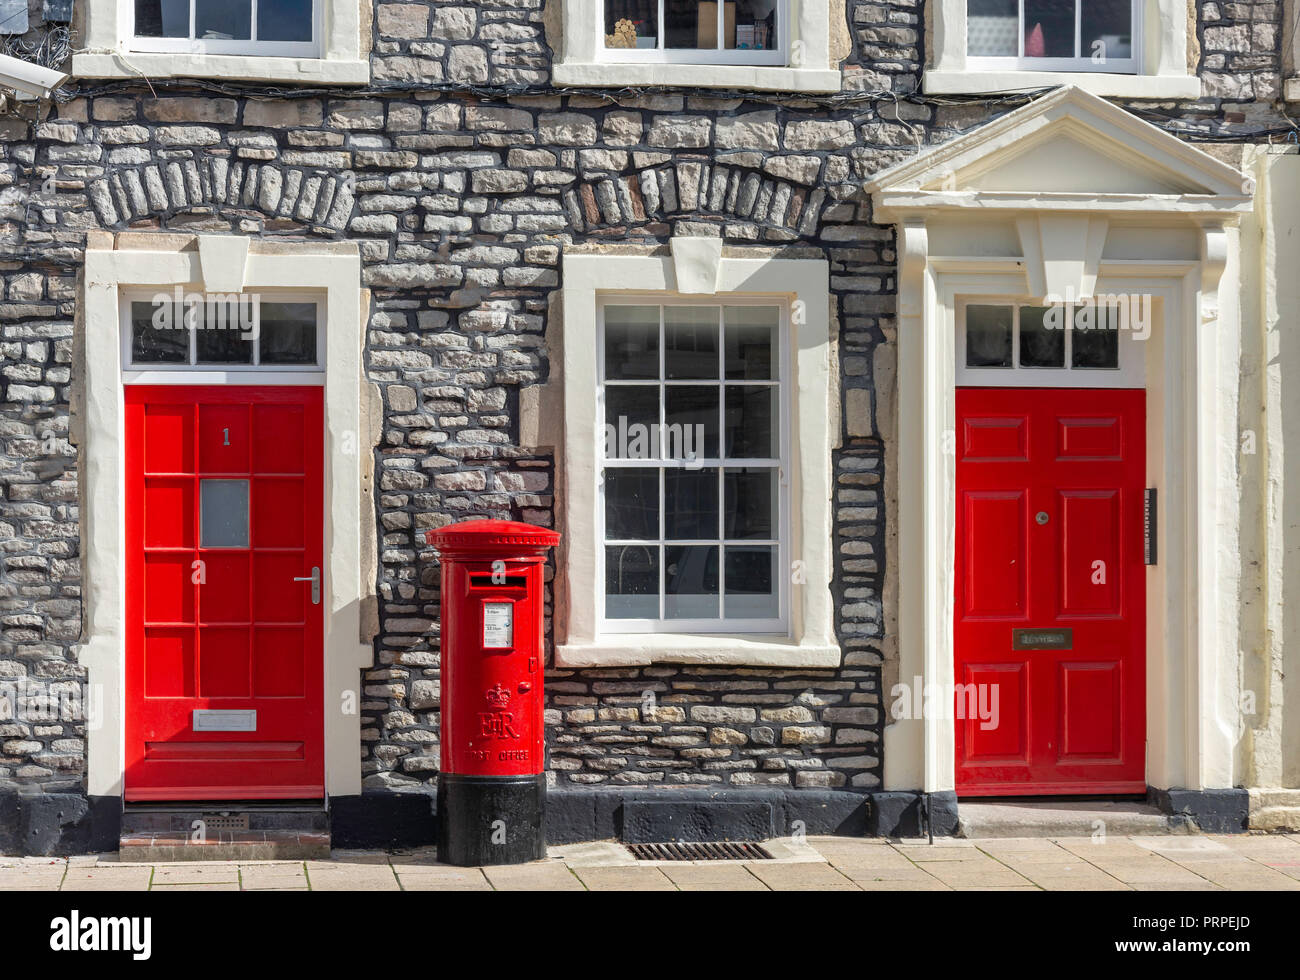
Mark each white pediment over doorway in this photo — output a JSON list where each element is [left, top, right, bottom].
[[867, 86, 1253, 218]]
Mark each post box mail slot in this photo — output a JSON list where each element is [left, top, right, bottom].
[[1012, 628, 1073, 650]]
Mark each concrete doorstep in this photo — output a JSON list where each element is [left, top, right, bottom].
[[957, 801, 1182, 839]]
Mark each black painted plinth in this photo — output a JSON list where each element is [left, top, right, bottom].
[[436, 773, 546, 866]]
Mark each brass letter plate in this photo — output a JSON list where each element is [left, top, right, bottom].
[[1012, 628, 1073, 650]]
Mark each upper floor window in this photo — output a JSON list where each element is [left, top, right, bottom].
[[72, 0, 368, 85], [132, 0, 319, 58], [601, 0, 786, 66], [554, 0, 840, 93], [925, 0, 1198, 98], [967, 0, 1138, 74]]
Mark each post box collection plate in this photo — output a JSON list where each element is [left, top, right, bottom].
[[482, 602, 514, 648]]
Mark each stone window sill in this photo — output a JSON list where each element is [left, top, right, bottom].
[[553, 62, 841, 93], [72, 52, 370, 85], [923, 69, 1201, 99], [555, 635, 842, 669]]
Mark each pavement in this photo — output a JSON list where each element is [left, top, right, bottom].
[[4, 833, 1300, 891]]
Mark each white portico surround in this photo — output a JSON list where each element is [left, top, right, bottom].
[[865, 87, 1254, 796], [77, 234, 374, 802]]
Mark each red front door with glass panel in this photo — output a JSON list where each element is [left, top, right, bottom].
[[955, 387, 1145, 795], [125, 385, 324, 801]]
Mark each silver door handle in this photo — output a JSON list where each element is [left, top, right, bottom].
[[293, 566, 321, 605]]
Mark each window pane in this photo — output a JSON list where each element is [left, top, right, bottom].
[[1024, 0, 1076, 57], [724, 306, 778, 379], [195, 299, 254, 364], [665, 545, 719, 618], [200, 480, 249, 548], [604, 0, 658, 48], [258, 0, 313, 42], [664, 306, 719, 380], [1071, 303, 1120, 368], [1081, 0, 1132, 61], [665, 386, 720, 458], [734, 0, 778, 51], [967, 0, 1018, 56], [259, 302, 318, 365], [135, 0, 189, 37], [724, 467, 776, 539], [606, 545, 659, 618], [131, 300, 189, 363], [665, 0, 709, 49], [604, 305, 660, 380], [605, 467, 659, 539], [966, 304, 1013, 367], [724, 385, 777, 458], [1019, 306, 1065, 368], [665, 467, 719, 540], [605, 386, 660, 459], [196, 0, 252, 40], [725, 545, 777, 619]]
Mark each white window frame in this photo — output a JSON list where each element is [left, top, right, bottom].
[[554, 0, 840, 92], [926, 0, 1199, 98], [597, 296, 791, 635], [120, 289, 327, 385], [555, 246, 840, 668], [966, 0, 1141, 75], [72, 0, 369, 84], [956, 295, 1146, 387], [128, 0, 322, 59], [598, 1, 789, 67]]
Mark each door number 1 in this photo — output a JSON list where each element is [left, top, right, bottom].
[[222, 428, 230, 446]]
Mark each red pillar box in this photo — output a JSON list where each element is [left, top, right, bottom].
[[426, 519, 559, 866]]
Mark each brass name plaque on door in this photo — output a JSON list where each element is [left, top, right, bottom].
[[1012, 628, 1073, 650]]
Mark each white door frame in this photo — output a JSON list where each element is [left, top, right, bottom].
[[77, 234, 374, 802], [866, 88, 1253, 796]]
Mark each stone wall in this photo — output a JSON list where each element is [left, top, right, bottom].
[[0, 0, 1292, 800]]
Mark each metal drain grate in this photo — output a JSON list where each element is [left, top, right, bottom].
[[200, 814, 250, 831], [627, 841, 774, 862]]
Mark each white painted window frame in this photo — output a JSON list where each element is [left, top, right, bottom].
[[955, 295, 1147, 387], [597, 296, 790, 635], [79, 235, 372, 802], [926, 0, 1199, 97], [72, 0, 369, 84], [554, 0, 840, 92], [556, 247, 840, 668], [128, 0, 321, 58], [597, 0, 789, 66], [119, 288, 327, 383]]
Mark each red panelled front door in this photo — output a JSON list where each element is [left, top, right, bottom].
[[955, 387, 1146, 795], [125, 386, 324, 801]]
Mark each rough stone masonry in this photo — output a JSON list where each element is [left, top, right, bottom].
[[0, 0, 1290, 840]]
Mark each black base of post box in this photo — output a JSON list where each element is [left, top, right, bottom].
[[437, 773, 546, 866]]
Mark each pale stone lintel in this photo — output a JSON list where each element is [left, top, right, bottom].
[[556, 638, 842, 669], [553, 63, 842, 93], [72, 53, 370, 85], [923, 70, 1201, 99], [670, 236, 723, 294]]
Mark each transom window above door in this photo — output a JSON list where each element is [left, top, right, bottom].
[[958, 298, 1147, 387], [121, 292, 324, 374], [599, 301, 788, 633], [602, 0, 786, 64], [133, 0, 318, 56], [966, 0, 1139, 73]]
